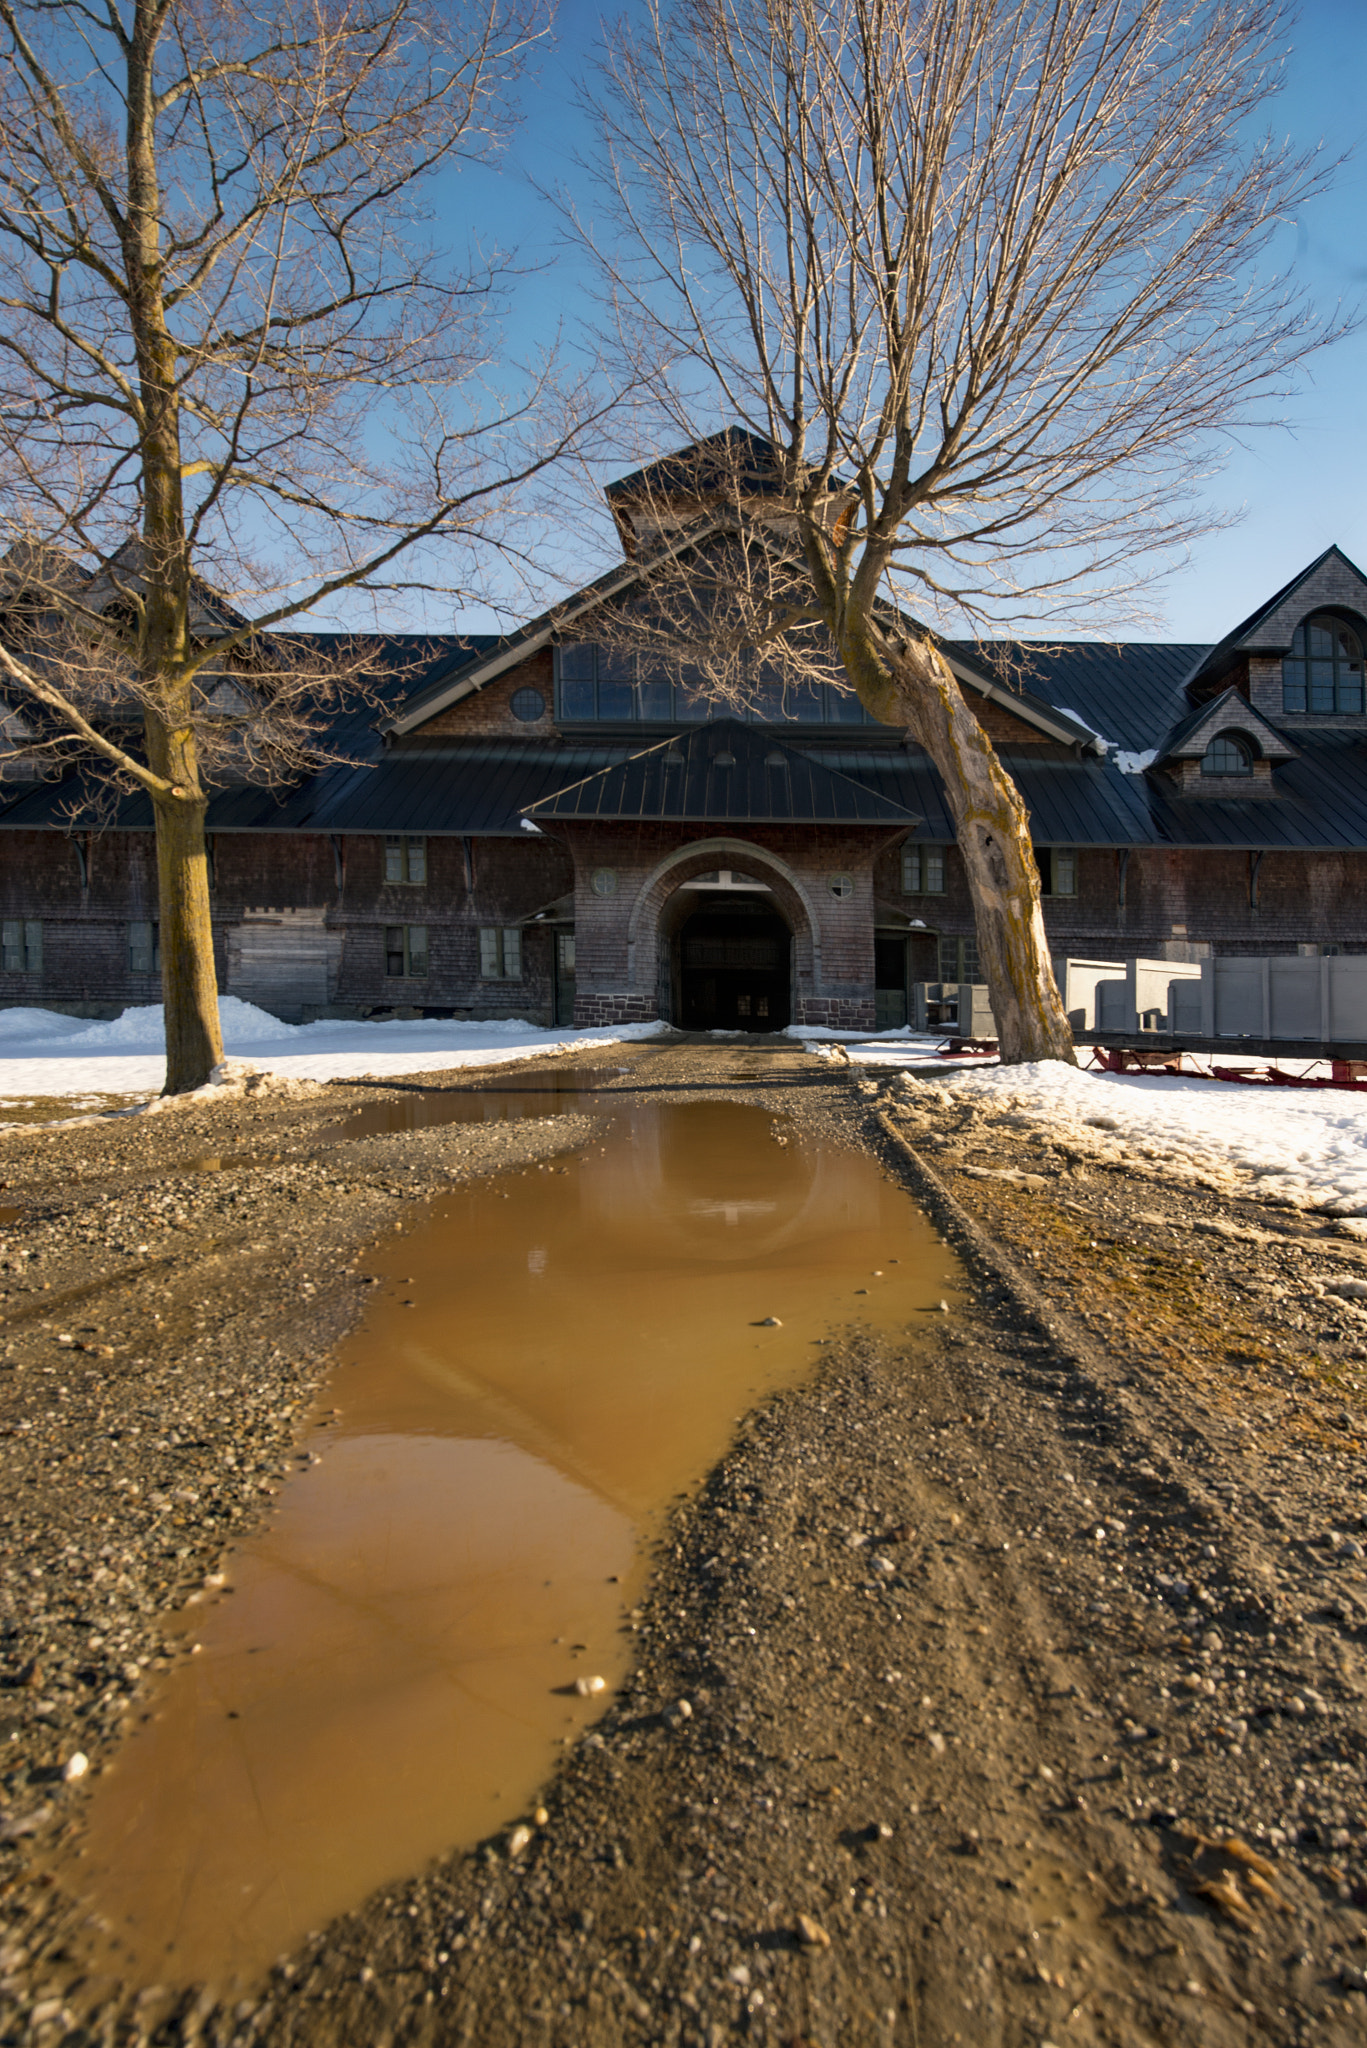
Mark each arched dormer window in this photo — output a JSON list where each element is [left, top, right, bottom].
[[1283, 614, 1365, 714], [1201, 733, 1252, 777]]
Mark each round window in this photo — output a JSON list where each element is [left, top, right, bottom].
[[827, 873, 854, 899], [510, 686, 546, 723], [592, 868, 618, 897]]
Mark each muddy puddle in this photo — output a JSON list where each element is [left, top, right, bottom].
[[333, 1065, 627, 1139], [59, 1097, 961, 1992], [178, 1068, 628, 1173]]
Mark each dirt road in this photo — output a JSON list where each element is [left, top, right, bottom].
[[1, 1044, 1365, 2047]]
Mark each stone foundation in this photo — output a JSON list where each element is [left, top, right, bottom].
[[573, 992, 660, 1028], [796, 995, 876, 1032]]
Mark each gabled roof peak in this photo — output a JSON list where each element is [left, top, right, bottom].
[[1183, 544, 1367, 696], [1154, 683, 1297, 766]]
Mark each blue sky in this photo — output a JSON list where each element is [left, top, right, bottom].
[[449, 0, 1367, 647]]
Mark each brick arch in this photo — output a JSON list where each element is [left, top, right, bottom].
[[625, 837, 821, 1001]]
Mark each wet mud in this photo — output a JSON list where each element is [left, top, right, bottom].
[[51, 1097, 956, 1992], [2, 1043, 1366, 2048]]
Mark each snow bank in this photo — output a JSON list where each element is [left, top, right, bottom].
[[917, 1059, 1367, 1216], [0, 1003, 666, 1103]]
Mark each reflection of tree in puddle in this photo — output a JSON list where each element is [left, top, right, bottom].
[[57, 1100, 956, 1995]]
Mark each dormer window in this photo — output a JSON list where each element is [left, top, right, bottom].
[[1201, 733, 1252, 777], [1282, 615, 1365, 714]]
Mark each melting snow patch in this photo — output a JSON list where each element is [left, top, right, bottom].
[[0, 1004, 667, 1107], [928, 1060, 1367, 1216]]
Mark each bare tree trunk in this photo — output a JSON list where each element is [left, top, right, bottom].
[[151, 786, 224, 1094], [836, 620, 1075, 1064], [128, 4, 223, 1095], [891, 647, 1075, 1064]]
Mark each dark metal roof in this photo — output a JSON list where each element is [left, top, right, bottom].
[[947, 640, 1207, 753], [8, 723, 1367, 851], [525, 720, 920, 825], [831, 740, 1367, 852]]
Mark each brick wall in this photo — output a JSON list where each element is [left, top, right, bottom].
[[413, 650, 555, 737], [0, 827, 573, 1021], [970, 698, 1075, 753], [557, 821, 896, 1029], [871, 837, 1367, 966], [7, 810, 1367, 1025]]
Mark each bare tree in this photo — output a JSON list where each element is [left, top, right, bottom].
[[576, 0, 1343, 1062], [0, 0, 607, 1091]]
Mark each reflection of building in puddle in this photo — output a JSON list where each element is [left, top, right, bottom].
[[582, 1102, 885, 1260]]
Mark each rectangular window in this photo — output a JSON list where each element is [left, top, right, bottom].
[[128, 920, 160, 974], [902, 843, 947, 894], [1, 919, 41, 973], [383, 835, 426, 885], [556, 643, 598, 721], [1036, 847, 1078, 897], [479, 926, 522, 979], [384, 924, 428, 977], [938, 934, 981, 983], [555, 642, 879, 727]]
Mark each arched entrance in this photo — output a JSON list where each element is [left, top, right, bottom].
[[661, 868, 793, 1031]]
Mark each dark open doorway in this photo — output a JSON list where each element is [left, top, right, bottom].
[[874, 934, 908, 1030], [677, 892, 791, 1031]]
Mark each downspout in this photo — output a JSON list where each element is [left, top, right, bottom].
[[1249, 849, 1265, 915]]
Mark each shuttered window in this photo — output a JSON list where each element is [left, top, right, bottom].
[[1, 920, 42, 973], [128, 920, 160, 974]]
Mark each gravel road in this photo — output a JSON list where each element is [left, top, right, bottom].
[[1, 1044, 1365, 2048]]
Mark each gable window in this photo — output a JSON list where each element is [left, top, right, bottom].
[[1, 919, 42, 973], [479, 926, 522, 980], [1034, 847, 1078, 896], [1282, 615, 1365, 714], [510, 686, 546, 723], [902, 843, 946, 894], [128, 920, 160, 974], [384, 925, 428, 977], [553, 642, 878, 726], [1201, 733, 1252, 777], [384, 835, 426, 885]]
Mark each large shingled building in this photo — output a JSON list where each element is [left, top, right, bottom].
[[4, 448, 1367, 1033]]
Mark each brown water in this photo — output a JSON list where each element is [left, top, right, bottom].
[[63, 1097, 959, 1992], [333, 1064, 626, 1139], [179, 1068, 627, 1173]]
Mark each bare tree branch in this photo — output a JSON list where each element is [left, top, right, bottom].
[[567, 0, 1348, 1063], [0, 0, 616, 1090]]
